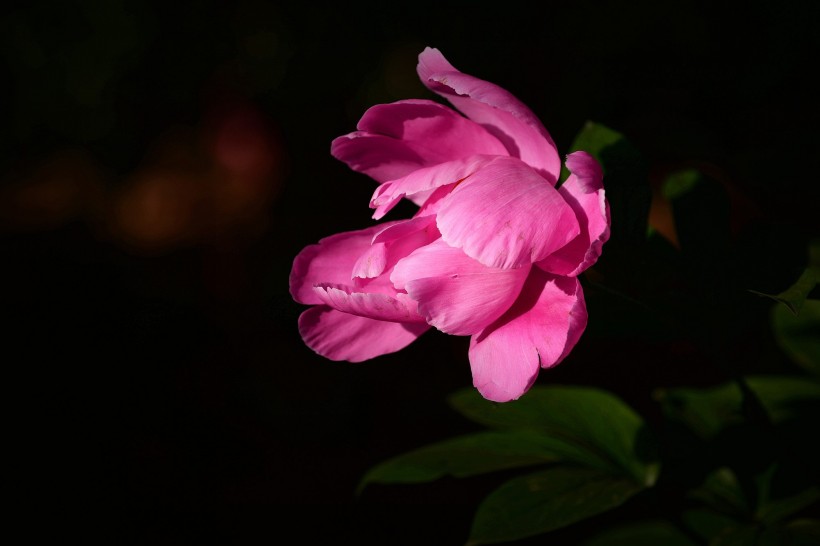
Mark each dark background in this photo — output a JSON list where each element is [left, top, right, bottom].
[[4, 1, 818, 544]]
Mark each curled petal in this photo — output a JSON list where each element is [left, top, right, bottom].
[[413, 182, 456, 218], [391, 240, 529, 335], [351, 215, 440, 279], [331, 99, 506, 184], [370, 155, 498, 219], [417, 47, 561, 184], [351, 242, 388, 280], [371, 214, 439, 245], [313, 284, 425, 323], [290, 223, 400, 305], [537, 151, 610, 276], [436, 156, 580, 270], [468, 270, 588, 402], [299, 306, 430, 362]]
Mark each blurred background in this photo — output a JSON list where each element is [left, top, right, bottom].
[[4, 1, 818, 544]]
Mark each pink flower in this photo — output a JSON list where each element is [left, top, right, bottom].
[[289, 47, 610, 402]]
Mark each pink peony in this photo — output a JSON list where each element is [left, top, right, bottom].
[[289, 47, 610, 402]]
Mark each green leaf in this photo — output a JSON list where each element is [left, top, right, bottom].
[[468, 466, 644, 545], [662, 169, 702, 201], [680, 508, 739, 542], [566, 122, 624, 172], [772, 299, 820, 375], [752, 239, 820, 316], [448, 385, 659, 485], [687, 464, 820, 529], [758, 487, 820, 525], [357, 429, 582, 493], [709, 524, 766, 546], [689, 467, 751, 518], [655, 375, 820, 440], [705, 521, 820, 546], [681, 508, 820, 546], [752, 269, 820, 316], [785, 519, 820, 546], [582, 520, 698, 546]]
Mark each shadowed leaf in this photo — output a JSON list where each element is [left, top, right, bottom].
[[467, 466, 644, 545], [772, 300, 820, 375], [752, 269, 820, 316], [689, 467, 751, 518], [759, 487, 820, 525], [785, 519, 820, 546], [582, 520, 698, 546], [448, 385, 659, 485], [680, 508, 739, 542], [752, 240, 820, 315], [655, 375, 820, 440], [357, 429, 586, 493]]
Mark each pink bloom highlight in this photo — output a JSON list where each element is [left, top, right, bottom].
[[290, 47, 610, 401]]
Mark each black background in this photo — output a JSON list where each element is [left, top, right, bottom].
[[4, 1, 819, 544]]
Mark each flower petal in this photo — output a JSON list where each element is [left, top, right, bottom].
[[350, 242, 388, 280], [370, 154, 498, 219], [435, 156, 580, 270], [290, 223, 400, 305], [313, 284, 425, 322], [330, 99, 507, 184], [537, 151, 610, 276], [391, 240, 529, 335], [468, 270, 588, 402], [371, 214, 439, 246], [351, 215, 440, 279], [413, 182, 456, 218], [298, 306, 430, 362], [417, 47, 561, 184]]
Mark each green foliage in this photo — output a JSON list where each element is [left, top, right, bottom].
[[679, 509, 740, 543], [566, 122, 625, 175], [358, 429, 569, 492], [689, 466, 751, 518], [468, 467, 643, 545], [360, 385, 659, 543], [773, 300, 820, 375], [448, 386, 658, 485], [690, 464, 820, 525], [359, 377, 819, 544], [784, 520, 820, 546], [655, 375, 820, 441], [758, 487, 820, 526], [751, 240, 820, 316], [661, 169, 702, 201], [582, 520, 698, 546], [752, 270, 820, 316]]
